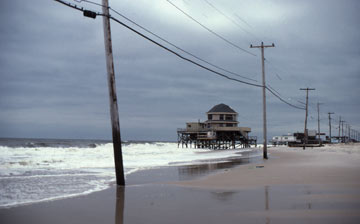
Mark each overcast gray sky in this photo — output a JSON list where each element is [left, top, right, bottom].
[[0, 0, 359, 141]]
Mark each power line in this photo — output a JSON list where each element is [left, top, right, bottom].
[[71, 0, 259, 82], [274, 73, 282, 80], [234, 13, 253, 29], [264, 59, 298, 85], [110, 10, 303, 111], [53, 0, 305, 111], [266, 84, 306, 108], [265, 58, 311, 109], [266, 86, 305, 110], [202, 0, 260, 41], [297, 100, 306, 105], [109, 7, 259, 83], [267, 84, 282, 97], [74, 0, 103, 7], [166, 0, 256, 57], [109, 15, 263, 87], [70, 1, 304, 111], [55, 0, 103, 15], [267, 84, 304, 109]]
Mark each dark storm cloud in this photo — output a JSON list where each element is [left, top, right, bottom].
[[0, 0, 359, 140]]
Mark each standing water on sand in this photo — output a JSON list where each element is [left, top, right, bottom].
[[0, 138, 253, 208]]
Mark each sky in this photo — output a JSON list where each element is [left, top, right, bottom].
[[0, 0, 359, 141]]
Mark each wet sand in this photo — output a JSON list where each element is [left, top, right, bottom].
[[1, 146, 360, 224], [175, 146, 360, 189]]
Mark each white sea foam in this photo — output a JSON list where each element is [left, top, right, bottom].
[[0, 142, 251, 208]]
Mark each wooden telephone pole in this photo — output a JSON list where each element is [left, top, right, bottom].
[[250, 42, 275, 159], [102, 0, 125, 185], [317, 102, 323, 145], [341, 120, 346, 143], [328, 112, 334, 143], [338, 116, 341, 143], [300, 88, 315, 149]]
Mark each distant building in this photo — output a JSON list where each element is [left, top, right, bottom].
[[177, 103, 256, 149], [271, 135, 298, 146], [272, 130, 323, 147]]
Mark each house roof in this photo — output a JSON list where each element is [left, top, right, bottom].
[[208, 104, 237, 113]]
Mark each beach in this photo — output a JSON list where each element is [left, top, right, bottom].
[[1, 143, 360, 223]]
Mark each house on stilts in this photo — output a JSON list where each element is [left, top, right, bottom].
[[177, 103, 256, 149]]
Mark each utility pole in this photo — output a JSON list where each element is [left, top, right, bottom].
[[250, 42, 275, 159], [348, 124, 351, 143], [102, 0, 125, 186], [342, 122, 345, 143], [354, 130, 356, 142], [338, 116, 341, 143], [317, 102, 323, 145], [300, 88, 315, 149], [356, 130, 358, 142], [345, 124, 348, 142], [328, 112, 334, 143]]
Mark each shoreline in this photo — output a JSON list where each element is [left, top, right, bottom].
[[1, 145, 360, 223], [0, 148, 262, 209], [124, 149, 263, 185]]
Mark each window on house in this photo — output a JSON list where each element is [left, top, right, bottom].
[[208, 114, 212, 120], [220, 114, 224, 120], [226, 123, 233, 127], [187, 124, 191, 128], [225, 115, 233, 120]]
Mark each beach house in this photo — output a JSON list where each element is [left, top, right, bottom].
[[177, 103, 256, 149]]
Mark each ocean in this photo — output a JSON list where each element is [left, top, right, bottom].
[[0, 138, 256, 208]]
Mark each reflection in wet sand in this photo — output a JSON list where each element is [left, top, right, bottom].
[[306, 189, 312, 210], [211, 191, 238, 201], [110, 182, 360, 224], [177, 151, 261, 180], [115, 187, 125, 224], [265, 186, 269, 211], [265, 186, 270, 224]]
